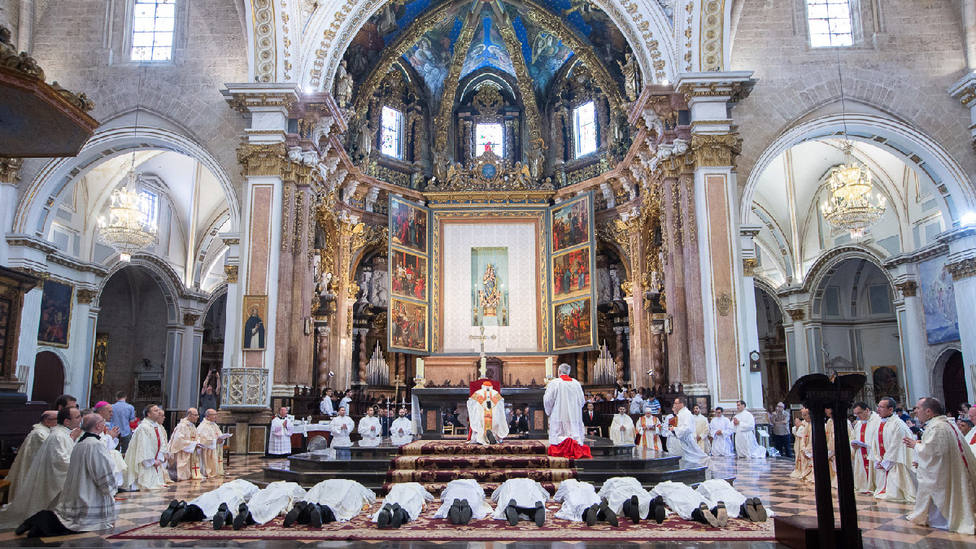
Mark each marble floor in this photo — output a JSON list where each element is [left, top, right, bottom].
[[0, 454, 970, 548]]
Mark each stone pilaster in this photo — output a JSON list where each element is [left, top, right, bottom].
[[940, 226, 976, 399]]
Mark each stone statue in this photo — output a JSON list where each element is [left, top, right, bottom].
[[358, 268, 373, 304], [617, 53, 640, 102], [333, 60, 354, 108], [356, 119, 376, 160]]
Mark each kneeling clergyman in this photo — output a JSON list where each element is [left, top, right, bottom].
[[467, 381, 508, 445], [123, 404, 169, 491], [609, 404, 636, 445], [168, 408, 203, 481], [6, 411, 56, 502]]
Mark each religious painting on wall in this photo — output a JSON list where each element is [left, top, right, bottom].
[[390, 298, 427, 352], [390, 197, 428, 253], [553, 298, 593, 351], [37, 279, 72, 347], [471, 247, 509, 326], [918, 256, 960, 344], [550, 198, 589, 252], [91, 333, 108, 388], [872, 366, 900, 401], [551, 248, 590, 299], [242, 295, 267, 351], [391, 248, 428, 301]]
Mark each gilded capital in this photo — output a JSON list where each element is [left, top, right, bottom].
[[228, 92, 297, 114], [947, 257, 976, 281], [183, 312, 200, 326], [224, 264, 239, 283], [742, 258, 758, 277], [691, 133, 741, 167], [0, 157, 23, 183], [895, 280, 918, 298], [76, 288, 98, 305], [785, 307, 806, 322]]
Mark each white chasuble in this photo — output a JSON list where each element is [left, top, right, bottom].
[[609, 413, 635, 445], [467, 384, 508, 445], [168, 418, 202, 481], [871, 415, 916, 503], [197, 419, 224, 477], [693, 414, 711, 453], [907, 416, 976, 534], [122, 419, 169, 491]]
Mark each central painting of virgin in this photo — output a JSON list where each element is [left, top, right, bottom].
[[471, 247, 509, 326]]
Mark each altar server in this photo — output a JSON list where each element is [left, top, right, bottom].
[[160, 479, 259, 528], [609, 404, 636, 445], [733, 401, 767, 459], [233, 480, 306, 529], [269, 407, 293, 456], [491, 478, 550, 526], [390, 407, 414, 446], [872, 397, 916, 503], [554, 479, 617, 526], [168, 408, 202, 481], [849, 402, 880, 494], [330, 406, 355, 448], [433, 479, 494, 524], [669, 397, 710, 468], [693, 405, 711, 454], [123, 404, 169, 491], [636, 407, 663, 451], [709, 407, 734, 456], [543, 364, 586, 450], [357, 407, 382, 447], [197, 409, 225, 477], [467, 381, 509, 445], [905, 397, 976, 534], [598, 476, 661, 524], [6, 411, 56, 501], [372, 482, 433, 528]]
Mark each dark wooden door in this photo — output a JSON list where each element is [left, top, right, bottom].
[[943, 351, 968, 416], [31, 350, 65, 406]]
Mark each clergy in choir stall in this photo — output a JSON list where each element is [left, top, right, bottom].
[[357, 407, 382, 447], [905, 397, 976, 534], [123, 404, 170, 491], [269, 407, 294, 456], [159, 478, 260, 528], [692, 405, 711, 454], [232, 480, 307, 530], [0, 406, 81, 529], [6, 410, 56, 501], [733, 401, 767, 459], [14, 414, 118, 538], [491, 477, 550, 526], [372, 482, 434, 529], [554, 478, 617, 526], [709, 407, 734, 457], [330, 406, 355, 448], [850, 402, 880, 494], [790, 408, 814, 483], [93, 402, 126, 485], [609, 404, 636, 445], [669, 397, 710, 468], [467, 381, 508, 445], [544, 363, 589, 457], [390, 407, 414, 446], [432, 479, 494, 525], [636, 407, 663, 451], [168, 408, 203, 481], [301, 478, 377, 523], [198, 409, 226, 477], [597, 476, 660, 525], [872, 396, 917, 503]]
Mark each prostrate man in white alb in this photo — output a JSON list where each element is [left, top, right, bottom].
[[543, 363, 587, 455], [733, 401, 767, 459], [372, 482, 433, 529], [159, 478, 260, 529], [905, 397, 976, 534], [390, 407, 414, 446], [598, 476, 664, 524], [432, 479, 493, 525], [168, 408, 202, 481], [330, 406, 355, 448], [609, 404, 636, 445], [123, 404, 169, 491], [6, 410, 56, 501], [491, 477, 550, 526], [872, 397, 916, 503], [357, 407, 382, 447], [709, 407, 734, 456], [554, 478, 618, 526], [0, 406, 81, 529], [269, 407, 293, 456], [669, 397, 710, 468], [695, 478, 769, 523], [849, 401, 880, 494], [231, 480, 307, 530], [467, 381, 508, 445], [15, 413, 118, 538], [290, 478, 376, 528]]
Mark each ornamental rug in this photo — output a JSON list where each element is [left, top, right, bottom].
[[109, 501, 775, 542], [392, 454, 571, 469], [399, 439, 549, 456], [382, 481, 561, 496], [387, 467, 575, 483]]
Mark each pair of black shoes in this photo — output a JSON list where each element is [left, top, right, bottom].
[[739, 497, 768, 522], [377, 503, 410, 529], [503, 499, 545, 527], [160, 500, 205, 527], [691, 501, 728, 527], [232, 503, 257, 530], [283, 501, 337, 528], [159, 500, 184, 527], [621, 494, 666, 525], [212, 503, 235, 530], [486, 430, 498, 444], [447, 499, 474, 525], [582, 498, 618, 527]]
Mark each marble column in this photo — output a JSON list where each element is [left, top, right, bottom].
[[942, 226, 976, 398], [679, 171, 707, 387], [737, 226, 763, 406], [660, 175, 690, 384]]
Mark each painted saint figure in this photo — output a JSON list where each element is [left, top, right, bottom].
[[243, 307, 264, 350]]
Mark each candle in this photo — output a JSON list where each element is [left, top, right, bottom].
[[416, 357, 424, 379], [545, 357, 553, 378]]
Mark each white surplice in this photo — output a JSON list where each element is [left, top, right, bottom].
[[649, 481, 706, 520], [6, 423, 49, 501], [554, 479, 601, 521], [52, 435, 118, 532], [371, 483, 433, 522], [733, 409, 767, 459], [906, 416, 976, 534], [329, 416, 355, 448], [693, 413, 711, 453], [390, 417, 414, 446], [490, 478, 550, 520], [672, 407, 710, 468], [432, 479, 494, 519], [357, 416, 382, 447], [543, 375, 585, 446], [269, 416, 293, 455], [609, 413, 636, 445], [467, 385, 509, 445], [99, 433, 127, 486], [598, 476, 651, 517], [709, 416, 734, 456], [305, 479, 376, 521], [0, 424, 74, 528], [850, 412, 881, 494], [871, 415, 916, 503], [189, 479, 260, 518], [122, 418, 169, 491], [247, 481, 307, 524]]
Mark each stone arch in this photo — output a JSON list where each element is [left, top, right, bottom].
[[96, 255, 186, 325], [931, 346, 966, 412], [802, 245, 893, 320]]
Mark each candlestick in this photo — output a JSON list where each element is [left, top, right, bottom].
[[416, 357, 424, 379], [545, 357, 553, 379]]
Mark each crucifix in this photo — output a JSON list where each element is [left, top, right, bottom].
[[469, 325, 496, 378]]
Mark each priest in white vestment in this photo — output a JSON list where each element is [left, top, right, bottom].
[[164, 479, 260, 527], [467, 381, 508, 445], [304, 479, 376, 521], [330, 407, 355, 448], [168, 408, 202, 480], [554, 479, 609, 523], [636, 408, 663, 451], [6, 411, 56, 501], [733, 401, 767, 459], [243, 481, 307, 525], [432, 479, 494, 520], [670, 397, 710, 468], [371, 482, 433, 523], [905, 397, 976, 534], [0, 406, 81, 529], [198, 409, 225, 477], [491, 478, 550, 523], [693, 405, 711, 453], [122, 404, 169, 491], [598, 476, 652, 519], [709, 407, 734, 456], [872, 397, 916, 503], [849, 402, 880, 494], [390, 407, 414, 446], [357, 407, 382, 447], [543, 363, 586, 449], [609, 404, 636, 445], [269, 407, 293, 456]]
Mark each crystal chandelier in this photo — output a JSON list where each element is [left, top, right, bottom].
[[96, 165, 158, 262], [820, 143, 887, 239]]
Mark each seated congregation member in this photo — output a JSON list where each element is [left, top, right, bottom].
[[358, 407, 382, 447], [15, 414, 118, 538], [636, 407, 663, 451], [509, 407, 530, 435], [197, 409, 225, 477], [123, 404, 169, 491], [709, 407, 734, 456], [285, 478, 376, 527], [609, 404, 636, 445], [905, 397, 976, 534], [330, 406, 355, 448], [372, 482, 434, 529], [432, 479, 493, 525], [158, 479, 259, 529], [598, 476, 661, 524], [269, 407, 293, 457], [232, 481, 306, 530], [390, 407, 415, 446], [491, 478, 550, 526], [6, 410, 57, 502], [554, 479, 617, 526], [168, 408, 203, 481]]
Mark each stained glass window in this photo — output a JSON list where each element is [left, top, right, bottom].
[[475, 123, 504, 157], [381, 106, 403, 159], [573, 101, 597, 158], [806, 0, 854, 47], [131, 0, 176, 61]]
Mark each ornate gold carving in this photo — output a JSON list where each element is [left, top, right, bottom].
[[432, 9, 481, 153], [426, 150, 548, 193], [0, 157, 23, 182], [743, 257, 758, 277], [1, 26, 94, 112], [75, 288, 97, 305], [236, 142, 313, 184], [183, 312, 200, 326], [690, 133, 741, 167], [228, 92, 297, 114], [224, 264, 239, 283], [597, 217, 632, 264], [895, 280, 918, 298], [947, 257, 976, 281], [786, 307, 806, 322], [715, 292, 732, 317], [699, 0, 726, 71], [472, 85, 503, 116]]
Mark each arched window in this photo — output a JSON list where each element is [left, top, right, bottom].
[[131, 0, 176, 61], [380, 106, 404, 159], [806, 0, 854, 47], [475, 122, 504, 157], [573, 101, 597, 158]]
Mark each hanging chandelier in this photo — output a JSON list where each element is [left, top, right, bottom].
[[96, 165, 158, 262], [820, 143, 887, 239]]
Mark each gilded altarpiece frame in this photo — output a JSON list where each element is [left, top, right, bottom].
[[388, 196, 432, 354], [548, 193, 598, 353]]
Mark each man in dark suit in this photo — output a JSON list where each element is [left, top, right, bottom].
[[582, 402, 600, 435], [378, 407, 392, 437], [509, 408, 530, 435]]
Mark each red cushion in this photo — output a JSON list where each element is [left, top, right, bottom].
[[547, 437, 592, 459]]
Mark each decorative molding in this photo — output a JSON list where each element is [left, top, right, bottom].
[[75, 288, 98, 305], [715, 292, 732, 316], [224, 264, 239, 283], [785, 307, 806, 321], [699, 0, 726, 71], [690, 133, 741, 167], [0, 157, 23, 182], [252, 0, 277, 83], [183, 312, 200, 326], [228, 92, 297, 114], [223, 367, 270, 408], [947, 257, 976, 281], [894, 280, 918, 298]]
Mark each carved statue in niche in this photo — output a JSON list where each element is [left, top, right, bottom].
[[617, 53, 640, 102], [369, 256, 389, 309], [334, 60, 354, 108], [356, 118, 376, 161]]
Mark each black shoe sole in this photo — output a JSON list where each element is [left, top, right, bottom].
[[505, 506, 519, 526]]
